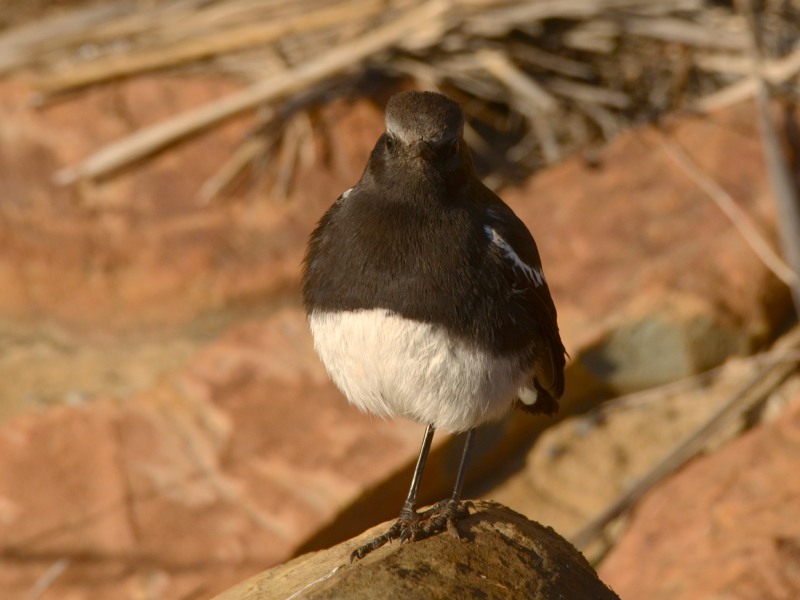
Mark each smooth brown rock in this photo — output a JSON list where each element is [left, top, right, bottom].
[[506, 110, 790, 393], [0, 69, 796, 600], [0, 308, 423, 600], [0, 77, 381, 333], [599, 396, 800, 599], [489, 356, 764, 553], [213, 501, 620, 600]]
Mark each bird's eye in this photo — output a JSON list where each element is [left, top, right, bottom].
[[448, 140, 459, 156], [385, 135, 397, 150]]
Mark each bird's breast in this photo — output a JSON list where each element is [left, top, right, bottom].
[[308, 308, 529, 432]]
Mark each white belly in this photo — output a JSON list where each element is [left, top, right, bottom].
[[308, 309, 528, 432]]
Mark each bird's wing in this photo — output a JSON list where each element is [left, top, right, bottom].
[[480, 191, 566, 408]]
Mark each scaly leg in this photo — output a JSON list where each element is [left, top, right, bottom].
[[350, 423, 436, 561], [409, 428, 476, 541], [350, 427, 478, 561]]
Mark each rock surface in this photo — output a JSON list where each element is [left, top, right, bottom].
[[0, 76, 377, 334], [510, 109, 790, 394], [0, 308, 423, 600], [488, 355, 766, 554], [213, 501, 620, 600], [0, 68, 796, 600], [599, 396, 800, 600]]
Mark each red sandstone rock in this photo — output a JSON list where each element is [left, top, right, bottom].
[[0, 308, 422, 599], [600, 397, 800, 600], [0, 77, 382, 331], [0, 68, 796, 600]]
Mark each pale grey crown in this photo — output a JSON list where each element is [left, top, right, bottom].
[[384, 91, 464, 145]]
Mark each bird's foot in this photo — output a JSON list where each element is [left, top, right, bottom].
[[350, 500, 474, 562], [349, 503, 419, 562], [413, 498, 474, 541]]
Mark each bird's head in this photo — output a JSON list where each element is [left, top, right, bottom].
[[379, 91, 468, 175]]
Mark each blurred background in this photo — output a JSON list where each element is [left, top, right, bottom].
[[1, 1, 800, 598]]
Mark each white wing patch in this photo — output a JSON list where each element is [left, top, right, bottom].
[[518, 386, 538, 406], [484, 225, 545, 286]]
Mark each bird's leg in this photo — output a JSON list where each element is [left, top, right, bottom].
[[414, 428, 476, 540], [350, 424, 436, 562]]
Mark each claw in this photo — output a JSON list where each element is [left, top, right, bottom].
[[350, 500, 474, 561], [447, 516, 464, 540], [349, 533, 389, 562]]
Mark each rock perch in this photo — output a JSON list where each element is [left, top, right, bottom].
[[212, 501, 619, 600]]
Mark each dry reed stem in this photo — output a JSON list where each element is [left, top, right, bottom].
[[54, 0, 449, 184], [572, 324, 800, 551], [0, 0, 791, 186], [34, 0, 385, 95]]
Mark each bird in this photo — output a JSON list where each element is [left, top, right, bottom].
[[301, 90, 566, 561]]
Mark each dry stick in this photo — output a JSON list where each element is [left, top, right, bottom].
[[578, 100, 619, 140], [60, 1, 226, 48], [166, 0, 305, 34], [389, 58, 443, 94], [659, 133, 798, 287], [737, 0, 800, 315], [476, 49, 558, 111], [54, 0, 449, 185], [546, 77, 631, 109], [27, 558, 70, 600], [571, 325, 800, 551], [273, 118, 303, 200], [36, 0, 385, 96], [510, 43, 595, 79], [694, 52, 756, 76], [196, 136, 268, 204], [694, 44, 800, 113], [4, 0, 207, 72], [0, 2, 131, 73], [46, 0, 301, 48], [622, 16, 747, 50], [476, 48, 561, 163], [466, 0, 642, 36], [601, 348, 800, 414]]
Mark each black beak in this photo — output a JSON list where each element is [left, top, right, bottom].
[[414, 140, 434, 160]]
